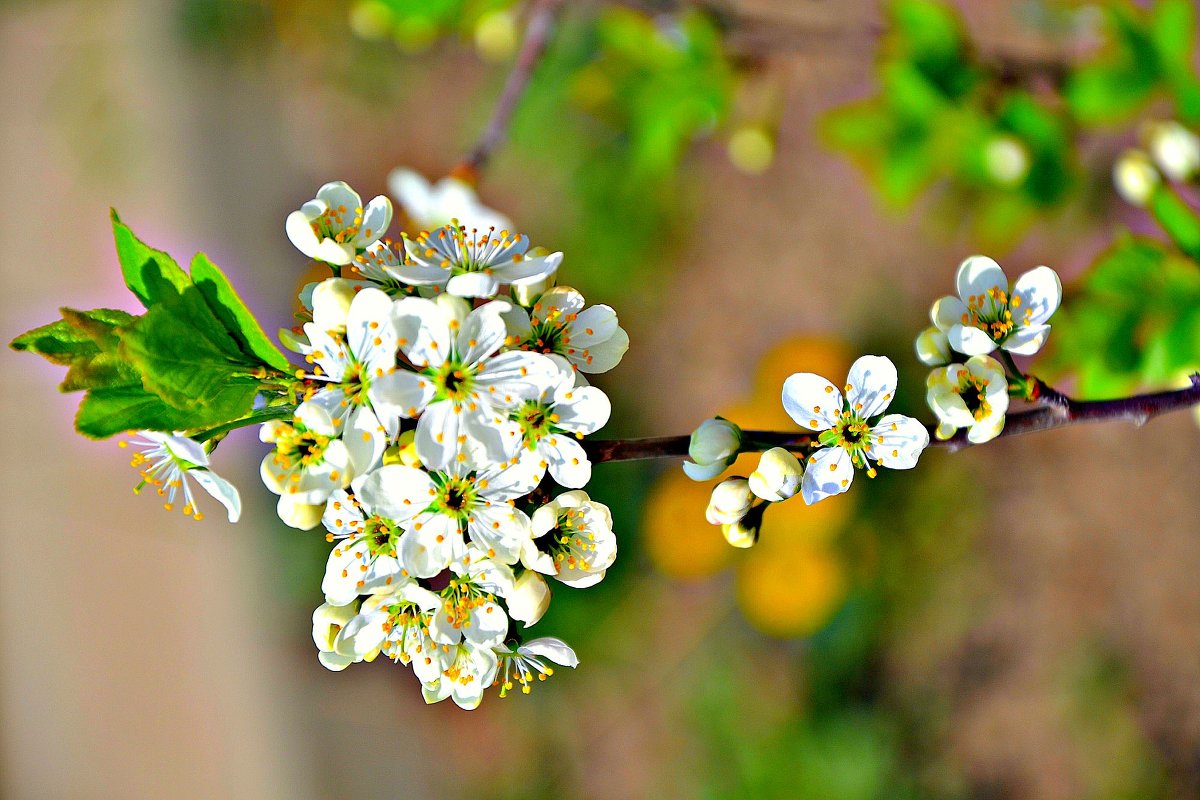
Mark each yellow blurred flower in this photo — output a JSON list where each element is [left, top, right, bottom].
[[641, 335, 858, 637]]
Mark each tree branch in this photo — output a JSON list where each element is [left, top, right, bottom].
[[583, 375, 1200, 463], [457, 0, 562, 176]]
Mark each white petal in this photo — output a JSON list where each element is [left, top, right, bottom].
[[342, 405, 386, 478], [553, 385, 610, 434], [955, 255, 1007, 302], [466, 505, 528, 564], [466, 600, 510, 645], [458, 302, 508, 366], [316, 181, 363, 216], [544, 435, 592, 489], [414, 401, 464, 470], [276, 496, 324, 530], [781, 373, 842, 431], [294, 400, 338, 436], [1001, 323, 1051, 356], [534, 286, 586, 321], [159, 434, 208, 467], [1012, 266, 1061, 327], [190, 469, 242, 522], [506, 572, 550, 628], [356, 195, 392, 246], [445, 271, 500, 299], [866, 414, 929, 470], [345, 288, 396, 366], [567, 303, 617, 347], [575, 326, 628, 373], [285, 210, 321, 259], [352, 464, 435, 522], [930, 295, 967, 333], [845, 355, 897, 418], [400, 513, 462, 578], [520, 637, 578, 667], [948, 324, 998, 356], [369, 370, 434, 433], [682, 460, 726, 481], [800, 446, 853, 505], [392, 296, 451, 370]]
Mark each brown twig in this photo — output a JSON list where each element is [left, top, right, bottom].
[[456, 0, 563, 177], [582, 375, 1200, 463]]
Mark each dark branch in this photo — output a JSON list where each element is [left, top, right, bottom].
[[583, 375, 1200, 463], [457, 0, 562, 175]]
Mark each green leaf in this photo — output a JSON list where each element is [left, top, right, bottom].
[[60, 351, 142, 393], [74, 383, 258, 440], [60, 307, 137, 349], [10, 318, 101, 366], [119, 303, 259, 411], [190, 252, 292, 371], [111, 209, 191, 308], [1150, 186, 1200, 259]]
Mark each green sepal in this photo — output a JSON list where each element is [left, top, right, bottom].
[[190, 252, 292, 372]]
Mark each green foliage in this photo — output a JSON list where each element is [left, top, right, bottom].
[[1050, 235, 1200, 395], [357, 0, 516, 49], [1066, 0, 1200, 125], [11, 213, 292, 439], [821, 0, 1075, 246]]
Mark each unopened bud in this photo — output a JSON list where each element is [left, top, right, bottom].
[[915, 326, 952, 367], [683, 417, 742, 481], [1113, 149, 1159, 207], [311, 278, 356, 332], [706, 478, 754, 525], [748, 447, 802, 502], [507, 570, 551, 627]]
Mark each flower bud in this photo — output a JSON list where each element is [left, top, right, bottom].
[[507, 570, 551, 627], [1113, 149, 1159, 207], [1148, 120, 1200, 182], [706, 478, 754, 525], [312, 601, 358, 671], [311, 278, 356, 332], [683, 417, 742, 481], [383, 430, 421, 469], [722, 519, 758, 549], [748, 447, 803, 502], [915, 326, 952, 367], [983, 134, 1030, 187]]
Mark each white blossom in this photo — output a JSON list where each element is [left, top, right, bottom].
[[524, 490, 617, 588], [286, 181, 392, 266], [122, 431, 241, 522], [502, 286, 629, 378], [312, 600, 364, 672], [1147, 121, 1200, 182], [421, 642, 499, 710], [388, 167, 513, 232], [336, 583, 450, 684], [259, 401, 356, 529], [926, 355, 1010, 444], [1113, 149, 1160, 207], [930, 256, 1062, 357], [395, 222, 562, 299], [782, 355, 929, 505]]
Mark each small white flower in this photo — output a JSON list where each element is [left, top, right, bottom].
[[1113, 149, 1160, 207], [914, 326, 952, 367], [393, 457, 541, 579], [122, 431, 241, 522], [312, 600, 363, 672], [428, 547, 515, 650], [493, 637, 578, 697], [524, 490, 617, 588], [926, 355, 1010, 444], [506, 570, 551, 627], [502, 286, 629, 377], [748, 447, 803, 502], [421, 641, 499, 710], [682, 417, 742, 481], [396, 222, 562, 299], [371, 296, 560, 470], [1147, 121, 1200, 182], [782, 355, 930, 505], [336, 583, 450, 685], [706, 477, 754, 525], [930, 256, 1062, 357], [320, 465, 440, 606], [388, 167, 513, 232], [286, 181, 392, 266], [260, 401, 355, 528], [506, 363, 611, 488]]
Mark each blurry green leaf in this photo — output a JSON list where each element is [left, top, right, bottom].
[[190, 252, 292, 371], [887, 0, 977, 100], [1149, 185, 1200, 260]]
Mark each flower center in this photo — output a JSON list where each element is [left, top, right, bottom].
[[431, 360, 475, 402], [957, 374, 992, 421], [439, 577, 496, 634], [517, 400, 559, 446], [364, 516, 400, 558], [311, 204, 362, 244], [434, 476, 478, 517], [961, 287, 1034, 342], [274, 424, 330, 470], [540, 509, 597, 573], [525, 318, 567, 355], [340, 362, 371, 406]]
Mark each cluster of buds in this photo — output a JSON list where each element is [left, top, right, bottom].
[[1113, 120, 1200, 206], [267, 180, 628, 708]]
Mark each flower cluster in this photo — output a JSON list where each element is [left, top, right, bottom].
[[1113, 120, 1200, 207], [270, 180, 628, 708], [689, 355, 930, 545], [916, 256, 1061, 443]]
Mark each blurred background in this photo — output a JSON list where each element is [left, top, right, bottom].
[[2, 0, 1200, 798]]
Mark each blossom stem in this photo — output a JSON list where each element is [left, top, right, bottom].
[[190, 405, 296, 443], [457, 0, 563, 176], [582, 375, 1200, 463]]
